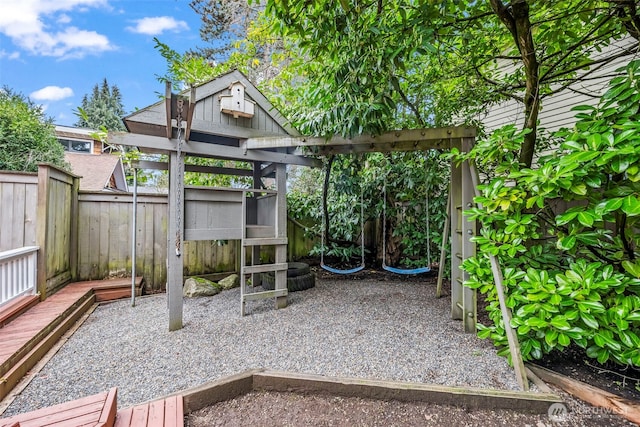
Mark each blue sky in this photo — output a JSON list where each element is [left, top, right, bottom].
[[0, 0, 205, 126]]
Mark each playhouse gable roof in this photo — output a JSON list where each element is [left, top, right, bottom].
[[123, 70, 298, 142]]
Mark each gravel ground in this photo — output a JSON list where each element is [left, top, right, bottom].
[[2, 278, 522, 417]]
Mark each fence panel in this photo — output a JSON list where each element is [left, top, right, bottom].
[[77, 192, 240, 291], [0, 172, 38, 252], [36, 165, 78, 297]]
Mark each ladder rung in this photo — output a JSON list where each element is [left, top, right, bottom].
[[242, 289, 287, 301], [456, 301, 464, 311], [245, 225, 276, 238], [242, 263, 288, 274], [454, 252, 462, 259], [243, 238, 288, 247], [455, 229, 462, 234]]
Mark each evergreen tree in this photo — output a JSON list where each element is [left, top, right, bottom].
[[0, 87, 66, 172], [75, 78, 126, 131]]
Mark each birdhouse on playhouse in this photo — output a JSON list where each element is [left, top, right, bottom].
[[219, 81, 256, 119]]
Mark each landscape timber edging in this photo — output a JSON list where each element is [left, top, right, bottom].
[[179, 369, 562, 415]]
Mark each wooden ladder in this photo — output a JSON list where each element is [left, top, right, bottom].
[[450, 137, 478, 333], [240, 184, 288, 316]]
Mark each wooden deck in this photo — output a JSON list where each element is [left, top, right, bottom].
[[0, 278, 143, 403], [0, 390, 183, 427], [114, 396, 184, 427], [0, 388, 117, 427]]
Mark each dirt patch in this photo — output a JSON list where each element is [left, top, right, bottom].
[[537, 345, 640, 402], [185, 389, 635, 427]]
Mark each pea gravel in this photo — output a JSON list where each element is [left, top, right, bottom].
[[2, 278, 523, 416]]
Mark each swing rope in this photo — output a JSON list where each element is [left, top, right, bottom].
[[382, 170, 432, 275], [321, 179, 366, 275]]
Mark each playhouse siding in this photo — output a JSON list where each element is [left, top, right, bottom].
[[123, 70, 297, 140]]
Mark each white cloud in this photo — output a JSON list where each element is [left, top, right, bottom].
[[0, 0, 115, 59], [57, 14, 72, 24], [30, 86, 74, 101], [127, 16, 189, 36], [0, 50, 21, 60]]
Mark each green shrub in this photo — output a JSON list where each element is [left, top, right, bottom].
[[0, 87, 66, 172], [452, 60, 640, 367]]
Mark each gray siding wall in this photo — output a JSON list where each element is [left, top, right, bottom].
[[477, 38, 636, 133]]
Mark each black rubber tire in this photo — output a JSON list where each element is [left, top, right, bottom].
[[284, 262, 311, 277], [261, 270, 315, 292]]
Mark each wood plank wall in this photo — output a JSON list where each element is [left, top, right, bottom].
[[0, 172, 38, 251], [77, 192, 244, 291], [36, 165, 79, 297], [2, 170, 319, 293]]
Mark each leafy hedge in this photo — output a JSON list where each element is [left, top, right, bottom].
[[452, 60, 640, 368]]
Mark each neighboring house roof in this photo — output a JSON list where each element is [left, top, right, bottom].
[[64, 152, 128, 192]]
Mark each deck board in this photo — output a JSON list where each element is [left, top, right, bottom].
[[115, 396, 184, 427], [114, 407, 133, 427], [0, 389, 114, 427], [0, 277, 143, 402], [130, 404, 149, 426], [148, 400, 165, 426]]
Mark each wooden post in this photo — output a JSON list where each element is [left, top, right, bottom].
[[468, 161, 528, 391], [69, 174, 80, 282], [449, 140, 463, 320], [274, 163, 287, 309], [436, 188, 450, 298], [490, 256, 529, 391], [251, 162, 262, 287], [167, 151, 184, 331], [460, 137, 477, 333], [35, 165, 51, 301]]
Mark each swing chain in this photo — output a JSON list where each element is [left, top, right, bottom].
[[175, 98, 185, 257]]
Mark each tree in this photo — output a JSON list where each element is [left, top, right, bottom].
[[188, 0, 261, 61], [0, 87, 66, 172], [262, 0, 639, 167], [75, 78, 126, 131]]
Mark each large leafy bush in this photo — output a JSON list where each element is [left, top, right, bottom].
[[454, 61, 640, 368], [0, 88, 66, 172]]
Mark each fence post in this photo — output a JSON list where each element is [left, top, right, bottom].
[[36, 164, 51, 301], [69, 174, 80, 282]]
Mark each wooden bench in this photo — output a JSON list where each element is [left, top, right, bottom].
[[115, 395, 183, 427], [0, 387, 117, 427]]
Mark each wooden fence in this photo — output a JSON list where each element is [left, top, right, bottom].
[[1, 167, 319, 294], [36, 165, 79, 297], [77, 192, 243, 289], [0, 172, 38, 252]]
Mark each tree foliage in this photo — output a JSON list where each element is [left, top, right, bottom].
[[262, 0, 639, 166], [451, 61, 640, 368], [0, 87, 66, 172], [75, 78, 126, 131], [189, 0, 262, 62]]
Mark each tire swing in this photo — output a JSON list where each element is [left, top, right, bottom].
[[382, 171, 432, 275]]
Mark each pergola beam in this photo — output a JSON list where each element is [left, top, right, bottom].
[[244, 126, 476, 155], [110, 132, 321, 167], [131, 160, 259, 177]]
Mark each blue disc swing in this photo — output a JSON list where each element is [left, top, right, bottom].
[[382, 175, 432, 275], [320, 170, 366, 275]]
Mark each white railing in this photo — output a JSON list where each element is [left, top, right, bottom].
[[0, 246, 39, 307]]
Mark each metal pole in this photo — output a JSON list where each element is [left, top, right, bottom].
[[131, 168, 138, 307]]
